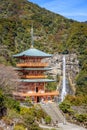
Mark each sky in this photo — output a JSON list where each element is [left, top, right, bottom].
[[29, 0, 87, 22]]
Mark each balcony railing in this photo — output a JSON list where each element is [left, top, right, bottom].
[[17, 62, 48, 67], [13, 91, 59, 97], [21, 75, 47, 79]]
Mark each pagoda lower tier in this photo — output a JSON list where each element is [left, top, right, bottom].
[[13, 79, 59, 103]]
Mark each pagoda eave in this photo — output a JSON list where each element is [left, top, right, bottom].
[[14, 67, 52, 71], [19, 79, 56, 83], [13, 55, 52, 58]]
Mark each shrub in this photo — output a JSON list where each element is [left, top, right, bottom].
[[25, 97, 33, 107], [14, 124, 25, 130], [75, 114, 87, 123], [59, 101, 71, 113], [5, 97, 20, 112], [44, 116, 51, 124], [65, 95, 87, 106]]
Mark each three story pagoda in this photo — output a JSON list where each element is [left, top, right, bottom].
[[13, 29, 58, 103]]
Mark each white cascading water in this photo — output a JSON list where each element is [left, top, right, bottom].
[[61, 55, 67, 102]]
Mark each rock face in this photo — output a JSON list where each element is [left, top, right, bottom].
[[44, 53, 79, 81], [43, 53, 79, 96]]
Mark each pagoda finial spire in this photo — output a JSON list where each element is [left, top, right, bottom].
[[31, 24, 34, 48]]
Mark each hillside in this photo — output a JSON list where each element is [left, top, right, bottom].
[[0, 0, 73, 63], [0, 0, 87, 95]]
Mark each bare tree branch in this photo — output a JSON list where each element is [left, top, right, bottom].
[[0, 64, 19, 95]]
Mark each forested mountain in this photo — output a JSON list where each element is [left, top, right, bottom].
[[0, 0, 74, 63], [0, 0, 87, 95]]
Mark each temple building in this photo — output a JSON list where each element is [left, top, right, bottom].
[[13, 29, 58, 103]]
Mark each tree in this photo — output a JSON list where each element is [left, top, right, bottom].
[[0, 64, 19, 95], [0, 90, 7, 118]]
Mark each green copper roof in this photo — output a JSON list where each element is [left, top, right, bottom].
[[15, 68, 52, 71], [19, 79, 55, 83], [13, 48, 52, 57]]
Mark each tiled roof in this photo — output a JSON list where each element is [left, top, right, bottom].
[[15, 67, 52, 71], [13, 48, 52, 57]]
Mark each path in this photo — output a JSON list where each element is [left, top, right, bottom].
[[39, 122, 87, 130], [40, 102, 64, 123], [40, 102, 87, 130], [59, 122, 87, 130]]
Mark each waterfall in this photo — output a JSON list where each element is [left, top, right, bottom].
[[60, 55, 67, 102]]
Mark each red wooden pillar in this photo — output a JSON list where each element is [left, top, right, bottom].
[[35, 96, 37, 103]]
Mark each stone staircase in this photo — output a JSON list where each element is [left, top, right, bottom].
[[41, 102, 64, 123]]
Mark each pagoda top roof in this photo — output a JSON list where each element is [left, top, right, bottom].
[[13, 48, 52, 58], [19, 79, 55, 83]]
